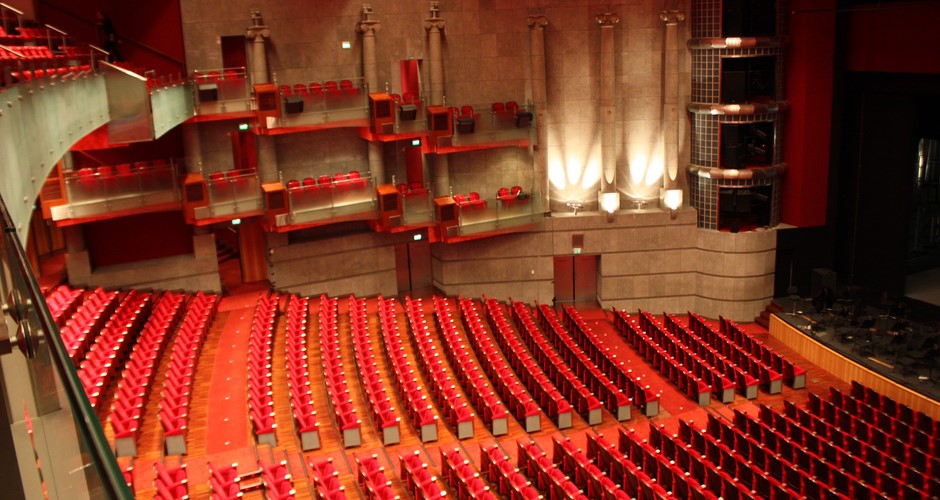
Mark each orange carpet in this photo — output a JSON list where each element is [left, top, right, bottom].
[[204, 298, 255, 455]]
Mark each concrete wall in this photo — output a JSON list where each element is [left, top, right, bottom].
[[66, 233, 221, 292]]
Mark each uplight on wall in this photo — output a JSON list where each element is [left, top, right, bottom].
[[663, 189, 683, 219], [599, 191, 620, 223]]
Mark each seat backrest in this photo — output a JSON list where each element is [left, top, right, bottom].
[[279, 85, 292, 96], [469, 192, 480, 201], [309, 82, 323, 93], [511, 185, 522, 196], [506, 101, 518, 113], [209, 171, 226, 181], [348, 170, 360, 179], [340, 79, 353, 89], [397, 183, 410, 194], [498, 187, 510, 198], [303, 177, 317, 187], [453, 194, 466, 204], [492, 102, 505, 113], [461, 105, 474, 117], [390, 94, 401, 103], [403, 93, 417, 103], [334, 173, 347, 183], [293, 83, 308, 95], [324, 81, 339, 91], [318, 175, 332, 185], [287, 179, 300, 189]]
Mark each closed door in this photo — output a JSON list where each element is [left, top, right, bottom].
[[395, 239, 432, 294], [553, 255, 598, 304]]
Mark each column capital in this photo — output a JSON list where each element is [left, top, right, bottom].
[[246, 10, 270, 39], [596, 12, 620, 26], [527, 15, 549, 29], [424, 18, 445, 31], [660, 9, 686, 25], [357, 19, 382, 35]]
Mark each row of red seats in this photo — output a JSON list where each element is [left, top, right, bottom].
[[376, 297, 439, 443], [556, 306, 661, 417], [780, 398, 938, 496], [154, 462, 188, 500], [453, 192, 486, 208], [284, 295, 320, 451], [515, 302, 625, 424], [403, 296, 471, 440], [848, 380, 940, 442], [828, 388, 940, 467], [0, 45, 52, 60], [78, 291, 152, 409], [310, 458, 344, 499], [281, 79, 359, 97], [614, 311, 713, 406], [623, 310, 753, 402], [208, 461, 245, 499], [349, 295, 400, 445], [319, 295, 361, 447], [206, 167, 256, 183], [159, 291, 218, 455], [355, 454, 396, 500], [193, 69, 242, 83], [458, 297, 542, 432], [248, 291, 279, 446], [261, 459, 296, 500], [45, 285, 85, 327], [7, 64, 91, 82], [809, 393, 939, 474], [637, 422, 758, 499], [284, 171, 368, 193], [717, 405, 911, 499], [395, 183, 430, 196], [44, 284, 84, 326], [481, 297, 574, 429], [587, 431, 686, 500], [516, 439, 593, 499], [659, 312, 769, 399], [552, 436, 624, 498], [432, 296, 508, 436], [497, 186, 524, 201], [110, 292, 185, 457], [440, 447, 495, 499], [690, 312, 807, 388], [60, 287, 119, 363], [399, 450, 447, 500], [480, 444, 540, 500]]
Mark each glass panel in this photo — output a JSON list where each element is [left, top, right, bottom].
[[59, 164, 180, 220], [192, 68, 251, 115], [0, 194, 131, 499], [286, 175, 377, 225], [205, 170, 262, 218], [456, 186, 544, 236], [402, 186, 433, 226], [451, 102, 536, 148]]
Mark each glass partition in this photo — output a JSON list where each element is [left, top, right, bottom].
[[389, 92, 428, 135], [57, 163, 181, 221], [450, 101, 536, 148], [203, 170, 263, 218], [402, 184, 434, 226], [285, 174, 377, 226], [275, 77, 369, 128], [192, 67, 252, 115], [0, 193, 132, 499], [455, 186, 544, 236]]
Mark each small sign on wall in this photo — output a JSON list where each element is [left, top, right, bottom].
[[572, 234, 583, 254]]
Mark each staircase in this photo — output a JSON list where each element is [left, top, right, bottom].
[[755, 301, 783, 329], [216, 240, 238, 263]]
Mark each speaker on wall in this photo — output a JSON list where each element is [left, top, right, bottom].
[[399, 103, 417, 121], [515, 111, 533, 128], [456, 117, 475, 134], [284, 95, 304, 114], [198, 84, 218, 102]]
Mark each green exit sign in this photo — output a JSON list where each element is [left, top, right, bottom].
[[573, 248, 582, 255]]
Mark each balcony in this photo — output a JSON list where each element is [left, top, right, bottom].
[[278, 173, 377, 228], [51, 163, 181, 222], [432, 102, 535, 152], [194, 169, 263, 220], [401, 184, 434, 227], [447, 187, 544, 238], [268, 78, 369, 131], [191, 68, 252, 116]]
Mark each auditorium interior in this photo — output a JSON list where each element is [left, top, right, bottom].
[[0, 0, 939, 498]]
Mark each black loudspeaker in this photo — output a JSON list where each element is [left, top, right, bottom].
[[515, 111, 533, 128], [399, 103, 417, 121], [284, 95, 304, 114], [457, 117, 475, 134], [198, 83, 218, 101]]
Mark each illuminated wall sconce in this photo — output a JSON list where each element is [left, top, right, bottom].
[[663, 189, 683, 219], [599, 192, 620, 223]]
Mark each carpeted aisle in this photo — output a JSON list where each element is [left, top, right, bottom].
[[204, 297, 256, 455]]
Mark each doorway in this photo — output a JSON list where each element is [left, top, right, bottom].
[[395, 238, 432, 295], [221, 35, 247, 71], [553, 255, 599, 306]]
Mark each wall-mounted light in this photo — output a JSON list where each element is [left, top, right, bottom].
[[663, 189, 683, 219], [599, 192, 619, 223]]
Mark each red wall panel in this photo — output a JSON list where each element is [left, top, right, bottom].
[[84, 211, 194, 268]]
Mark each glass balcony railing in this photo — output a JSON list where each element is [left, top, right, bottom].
[[54, 163, 181, 221], [449, 102, 536, 148], [0, 193, 132, 499], [284, 174, 377, 226], [199, 169, 263, 219], [273, 78, 369, 128], [191, 68, 252, 115], [454, 187, 544, 236], [402, 184, 434, 226]]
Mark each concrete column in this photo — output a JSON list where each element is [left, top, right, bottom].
[[63, 225, 85, 253], [661, 7, 685, 191], [246, 11, 277, 182], [245, 11, 271, 86], [425, 2, 448, 195], [181, 122, 202, 174], [527, 15, 549, 205], [597, 13, 620, 196], [358, 7, 386, 184]]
